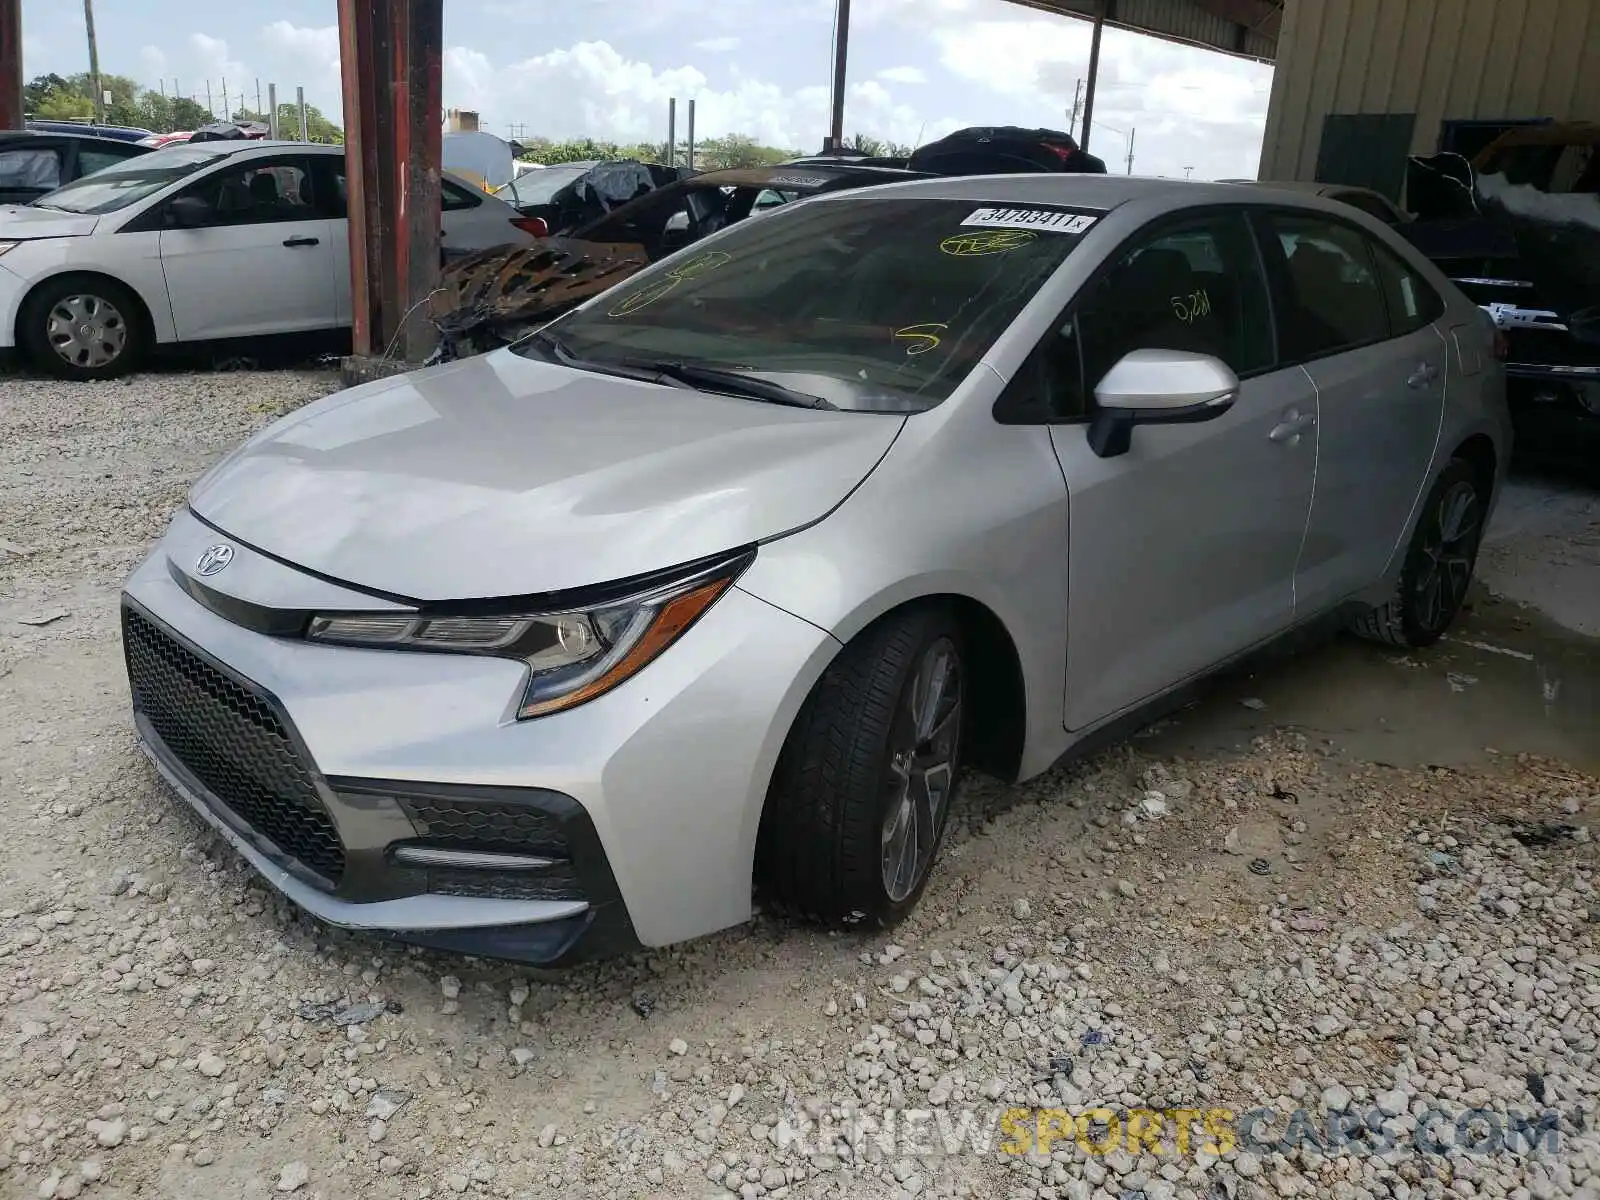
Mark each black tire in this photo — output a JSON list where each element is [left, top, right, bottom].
[[1351, 457, 1487, 648], [756, 605, 966, 928], [19, 274, 148, 381]]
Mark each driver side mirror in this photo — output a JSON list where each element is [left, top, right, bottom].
[[1087, 349, 1239, 459], [166, 196, 211, 228]]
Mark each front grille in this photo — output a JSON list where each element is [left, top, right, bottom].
[[123, 606, 346, 886], [398, 797, 583, 902], [399, 797, 567, 854]]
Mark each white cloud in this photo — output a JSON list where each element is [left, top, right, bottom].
[[877, 66, 927, 85], [188, 33, 246, 86], [440, 39, 954, 151], [694, 36, 741, 53], [139, 45, 168, 82]]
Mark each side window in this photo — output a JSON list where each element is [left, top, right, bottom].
[[0, 147, 62, 191], [170, 158, 316, 227], [1268, 214, 1387, 360], [76, 146, 139, 177], [309, 156, 348, 218], [1002, 212, 1274, 422], [1369, 239, 1445, 336], [442, 180, 482, 211]]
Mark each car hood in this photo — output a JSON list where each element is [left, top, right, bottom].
[[189, 350, 904, 601], [0, 205, 100, 237]]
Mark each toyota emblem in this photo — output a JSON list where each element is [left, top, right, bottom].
[[195, 544, 234, 577]]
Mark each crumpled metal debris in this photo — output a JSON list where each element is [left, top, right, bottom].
[[295, 998, 402, 1026], [429, 238, 649, 362]]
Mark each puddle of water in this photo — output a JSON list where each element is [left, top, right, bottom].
[[1139, 591, 1600, 772]]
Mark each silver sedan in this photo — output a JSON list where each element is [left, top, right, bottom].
[[121, 174, 1510, 963]]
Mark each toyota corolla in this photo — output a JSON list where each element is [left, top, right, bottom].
[[121, 175, 1509, 964]]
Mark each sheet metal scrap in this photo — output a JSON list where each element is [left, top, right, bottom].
[[431, 238, 649, 357]]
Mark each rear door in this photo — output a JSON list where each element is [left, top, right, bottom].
[[1264, 211, 1447, 613], [159, 153, 339, 339]]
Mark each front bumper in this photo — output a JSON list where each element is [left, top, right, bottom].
[[122, 519, 839, 959]]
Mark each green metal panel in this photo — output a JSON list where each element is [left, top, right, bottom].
[[1314, 113, 1418, 202]]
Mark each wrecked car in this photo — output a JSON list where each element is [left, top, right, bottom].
[[431, 162, 929, 360], [492, 159, 685, 236], [1405, 123, 1599, 469]]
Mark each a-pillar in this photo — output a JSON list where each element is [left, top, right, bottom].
[[0, 0, 23, 131], [336, 0, 443, 366]]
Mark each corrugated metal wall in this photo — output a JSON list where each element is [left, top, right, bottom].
[[1259, 0, 1600, 180]]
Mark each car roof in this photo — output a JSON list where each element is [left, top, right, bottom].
[[809, 172, 1248, 210], [1, 129, 150, 150]]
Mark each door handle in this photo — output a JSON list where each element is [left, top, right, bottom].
[[1407, 362, 1439, 389], [282, 236, 321, 248], [1269, 411, 1316, 443]]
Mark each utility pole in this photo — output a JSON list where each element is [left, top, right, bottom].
[[1068, 78, 1084, 140], [686, 98, 696, 172], [205, 80, 213, 119], [1184, 165, 1194, 180], [298, 86, 308, 141], [83, 0, 104, 123], [1, 0, 21, 131], [221, 78, 230, 121], [1126, 126, 1135, 175], [256, 78, 262, 118], [666, 97, 677, 167], [267, 83, 279, 139]]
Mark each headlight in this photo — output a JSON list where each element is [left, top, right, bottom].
[[305, 551, 752, 719]]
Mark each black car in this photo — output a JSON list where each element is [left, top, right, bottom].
[[0, 131, 152, 206], [1406, 123, 1600, 474], [493, 159, 684, 235], [907, 125, 1108, 176]]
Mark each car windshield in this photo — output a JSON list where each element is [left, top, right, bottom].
[[33, 144, 232, 213], [524, 196, 1097, 412], [501, 164, 593, 206]]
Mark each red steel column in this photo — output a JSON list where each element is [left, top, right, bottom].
[[337, 0, 442, 362], [0, 0, 23, 132]]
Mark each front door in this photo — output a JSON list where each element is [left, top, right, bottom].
[[159, 154, 339, 340], [1263, 212, 1448, 612], [1042, 211, 1319, 728]]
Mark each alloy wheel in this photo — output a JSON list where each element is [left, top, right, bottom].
[[880, 637, 963, 903], [47, 294, 129, 370], [1413, 480, 1481, 634]]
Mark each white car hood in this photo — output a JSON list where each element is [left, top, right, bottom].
[[189, 350, 904, 601], [0, 205, 100, 238]]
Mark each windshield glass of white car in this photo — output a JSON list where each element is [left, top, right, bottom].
[[524, 197, 1098, 411], [32, 144, 233, 214]]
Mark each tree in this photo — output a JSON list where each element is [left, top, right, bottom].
[[23, 73, 72, 113]]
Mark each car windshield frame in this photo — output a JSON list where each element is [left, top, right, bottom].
[[31, 144, 235, 214], [521, 194, 1101, 413]]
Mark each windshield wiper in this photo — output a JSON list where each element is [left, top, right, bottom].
[[524, 330, 691, 388], [618, 359, 840, 410]]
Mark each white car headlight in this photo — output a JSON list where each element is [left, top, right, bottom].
[[305, 551, 751, 719]]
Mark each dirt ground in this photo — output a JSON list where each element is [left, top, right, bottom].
[[2, 369, 1598, 1200]]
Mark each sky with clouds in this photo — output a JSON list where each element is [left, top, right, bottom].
[[19, 0, 1274, 179]]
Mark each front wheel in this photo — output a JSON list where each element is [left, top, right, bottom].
[[1351, 457, 1486, 648], [756, 606, 966, 927], [20, 275, 148, 381]]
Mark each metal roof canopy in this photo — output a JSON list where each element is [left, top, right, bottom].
[[824, 0, 1280, 158], [1009, 0, 1281, 62]]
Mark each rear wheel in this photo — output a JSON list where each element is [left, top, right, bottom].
[[20, 275, 147, 381], [756, 606, 965, 927], [1351, 457, 1486, 648]]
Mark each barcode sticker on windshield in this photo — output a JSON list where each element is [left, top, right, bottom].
[[960, 207, 1099, 234]]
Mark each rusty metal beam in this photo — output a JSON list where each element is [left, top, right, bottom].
[[0, 0, 23, 131], [337, 0, 443, 364]]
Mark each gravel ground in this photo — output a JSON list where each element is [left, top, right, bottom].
[[2, 368, 1599, 1200]]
